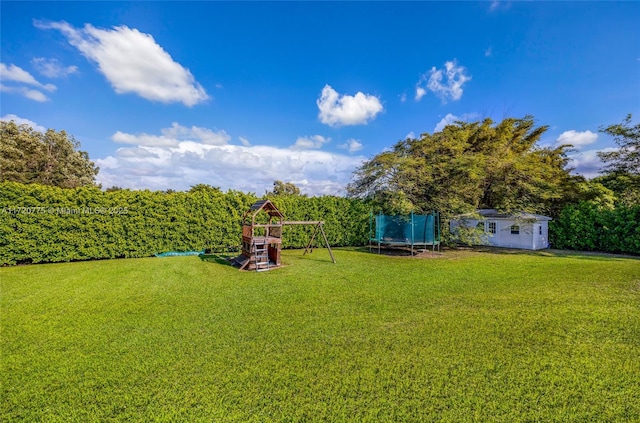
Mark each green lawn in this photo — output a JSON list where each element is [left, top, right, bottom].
[[2, 248, 639, 422]]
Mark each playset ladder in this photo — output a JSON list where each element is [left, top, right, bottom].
[[252, 238, 271, 272]]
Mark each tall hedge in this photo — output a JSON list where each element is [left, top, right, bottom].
[[0, 182, 371, 265], [549, 202, 640, 255]]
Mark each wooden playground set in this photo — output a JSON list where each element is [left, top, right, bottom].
[[232, 200, 335, 271]]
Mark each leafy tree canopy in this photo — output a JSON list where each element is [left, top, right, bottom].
[[591, 173, 640, 207], [598, 114, 639, 176], [347, 116, 578, 217], [0, 120, 98, 188], [595, 114, 640, 206], [268, 180, 303, 196], [189, 184, 222, 194]]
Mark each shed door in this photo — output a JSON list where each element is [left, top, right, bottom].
[[535, 223, 548, 249]]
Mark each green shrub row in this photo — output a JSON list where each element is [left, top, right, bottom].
[[0, 182, 371, 265], [5, 181, 636, 264], [549, 202, 640, 254]]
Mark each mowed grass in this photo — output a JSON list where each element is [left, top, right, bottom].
[[1, 248, 639, 422]]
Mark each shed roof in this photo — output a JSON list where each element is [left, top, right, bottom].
[[477, 209, 552, 221]]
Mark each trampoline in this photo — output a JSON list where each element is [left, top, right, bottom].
[[369, 211, 440, 254]]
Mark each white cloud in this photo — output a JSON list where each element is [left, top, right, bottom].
[[34, 20, 209, 106], [0, 63, 57, 101], [484, 47, 493, 57], [433, 112, 481, 132], [31, 57, 78, 78], [0, 114, 46, 132], [434, 113, 459, 132], [555, 130, 598, 150], [568, 148, 616, 179], [338, 138, 363, 153], [112, 123, 230, 148], [416, 60, 471, 103], [239, 136, 251, 146], [292, 135, 331, 150], [405, 131, 416, 140], [96, 124, 365, 195], [0, 84, 50, 102], [161, 122, 230, 145], [112, 131, 179, 148], [317, 84, 383, 127], [0, 63, 56, 91]]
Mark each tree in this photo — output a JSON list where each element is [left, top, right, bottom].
[[598, 114, 639, 176], [189, 184, 221, 193], [560, 176, 616, 210], [268, 180, 302, 196], [596, 114, 640, 206], [347, 116, 575, 217], [591, 173, 640, 207], [0, 120, 98, 188]]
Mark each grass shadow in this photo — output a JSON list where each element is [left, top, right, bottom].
[[355, 245, 444, 258], [285, 248, 336, 263], [459, 246, 639, 261], [355, 244, 638, 262], [199, 253, 235, 267]]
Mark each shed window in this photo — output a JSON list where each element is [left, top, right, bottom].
[[539, 225, 542, 235], [510, 225, 520, 235], [488, 222, 496, 234]]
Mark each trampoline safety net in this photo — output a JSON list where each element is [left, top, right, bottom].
[[369, 212, 440, 251]]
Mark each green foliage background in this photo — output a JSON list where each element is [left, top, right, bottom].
[[0, 182, 370, 265], [2, 180, 639, 265], [550, 202, 640, 254], [0, 121, 98, 188]]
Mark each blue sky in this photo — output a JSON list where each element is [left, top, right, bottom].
[[1, 1, 639, 195]]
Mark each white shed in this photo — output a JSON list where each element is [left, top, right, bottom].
[[450, 209, 552, 250]]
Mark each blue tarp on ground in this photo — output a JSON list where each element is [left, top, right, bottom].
[[154, 250, 205, 257]]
